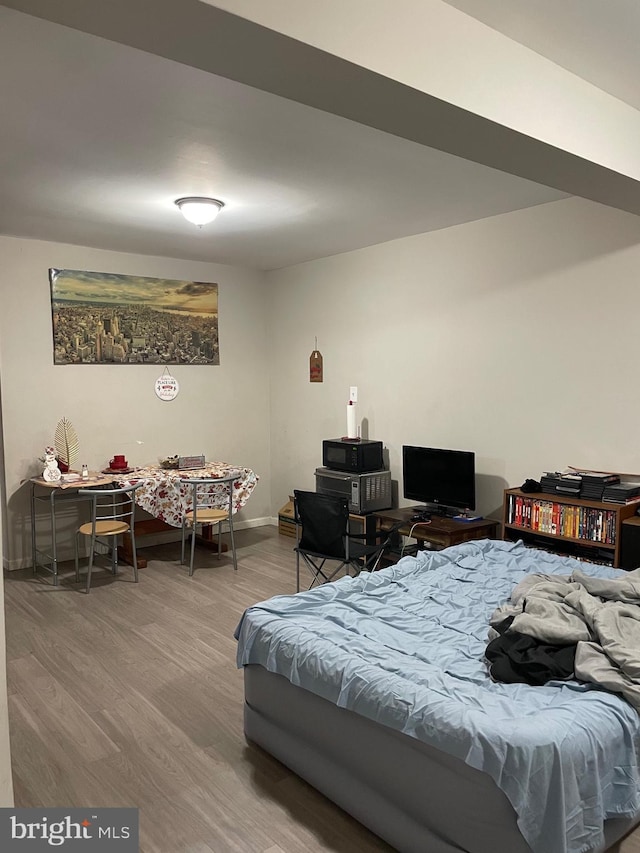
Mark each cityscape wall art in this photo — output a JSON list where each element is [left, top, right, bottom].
[[49, 269, 220, 365]]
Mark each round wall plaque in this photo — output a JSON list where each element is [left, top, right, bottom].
[[155, 371, 179, 401]]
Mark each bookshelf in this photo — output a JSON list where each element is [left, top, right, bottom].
[[502, 488, 640, 568]]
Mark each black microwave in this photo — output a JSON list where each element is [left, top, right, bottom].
[[322, 438, 384, 473]]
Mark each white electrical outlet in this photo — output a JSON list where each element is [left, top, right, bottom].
[[349, 386, 358, 403]]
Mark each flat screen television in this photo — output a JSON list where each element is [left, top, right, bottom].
[[402, 445, 475, 515]]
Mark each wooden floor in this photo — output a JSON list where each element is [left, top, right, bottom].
[[4, 527, 391, 853], [4, 526, 640, 853]]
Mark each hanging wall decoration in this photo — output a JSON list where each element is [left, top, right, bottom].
[[155, 368, 180, 401], [309, 338, 323, 383], [49, 268, 219, 365]]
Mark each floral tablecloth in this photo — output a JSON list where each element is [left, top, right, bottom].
[[116, 462, 258, 528]]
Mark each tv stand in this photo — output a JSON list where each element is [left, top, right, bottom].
[[375, 508, 499, 559]]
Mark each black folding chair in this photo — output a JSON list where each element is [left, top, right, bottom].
[[293, 489, 401, 592]]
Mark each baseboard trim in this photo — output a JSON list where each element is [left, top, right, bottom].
[[3, 517, 278, 572]]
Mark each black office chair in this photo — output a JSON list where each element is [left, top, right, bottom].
[[293, 490, 400, 592]]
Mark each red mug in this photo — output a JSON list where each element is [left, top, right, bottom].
[[110, 455, 127, 469]]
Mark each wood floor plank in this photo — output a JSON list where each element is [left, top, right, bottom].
[[8, 654, 121, 762], [8, 692, 86, 806]]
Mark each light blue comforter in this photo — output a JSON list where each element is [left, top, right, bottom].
[[235, 539, 640, 853]]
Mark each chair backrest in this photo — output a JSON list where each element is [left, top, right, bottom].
[[78, 483, 142, 531], [186, 474, 237, 523], [294, 490, 349, 559]]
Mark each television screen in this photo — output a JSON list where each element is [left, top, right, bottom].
[[402, 445, 475, 512]]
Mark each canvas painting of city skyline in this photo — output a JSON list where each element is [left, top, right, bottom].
[[49, 269, 219, 365]]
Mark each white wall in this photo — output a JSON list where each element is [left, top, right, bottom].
[[0, 376, 15, 805], [0, 236, 271, 569], [266, 197, 640, 519], [0, 535, 14, 806]]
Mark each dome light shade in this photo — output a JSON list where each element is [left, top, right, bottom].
[[175, 196, 225, 226]]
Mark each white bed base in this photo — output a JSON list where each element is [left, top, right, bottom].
[[244, 664, 640, 853]]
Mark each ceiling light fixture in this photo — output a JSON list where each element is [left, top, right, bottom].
[[175, 196, 225, 227]]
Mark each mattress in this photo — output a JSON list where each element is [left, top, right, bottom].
[[235, 539, 640, 853], [244, 664, 639, 853]]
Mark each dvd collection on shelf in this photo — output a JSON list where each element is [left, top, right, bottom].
[[506, 493, 618, 544]]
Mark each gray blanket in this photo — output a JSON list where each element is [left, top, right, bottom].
[[490, 567, 640, 710]]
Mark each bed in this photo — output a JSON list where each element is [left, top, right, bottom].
[[235, 539, 640, 853]]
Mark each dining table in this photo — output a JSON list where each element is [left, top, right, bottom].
[[113, 461, 259, 567], [30, 462, 258, 581], [30, 472, 116, 585]]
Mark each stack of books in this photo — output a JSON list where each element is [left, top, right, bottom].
[[540, 472, 583, 496], [580, 473, 620, 501], [602, 482, 640, 504]]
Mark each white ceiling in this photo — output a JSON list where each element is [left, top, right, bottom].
[[0, 2, 636, 270]]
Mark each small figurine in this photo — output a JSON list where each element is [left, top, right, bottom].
[[42, 446, 61, 482]]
